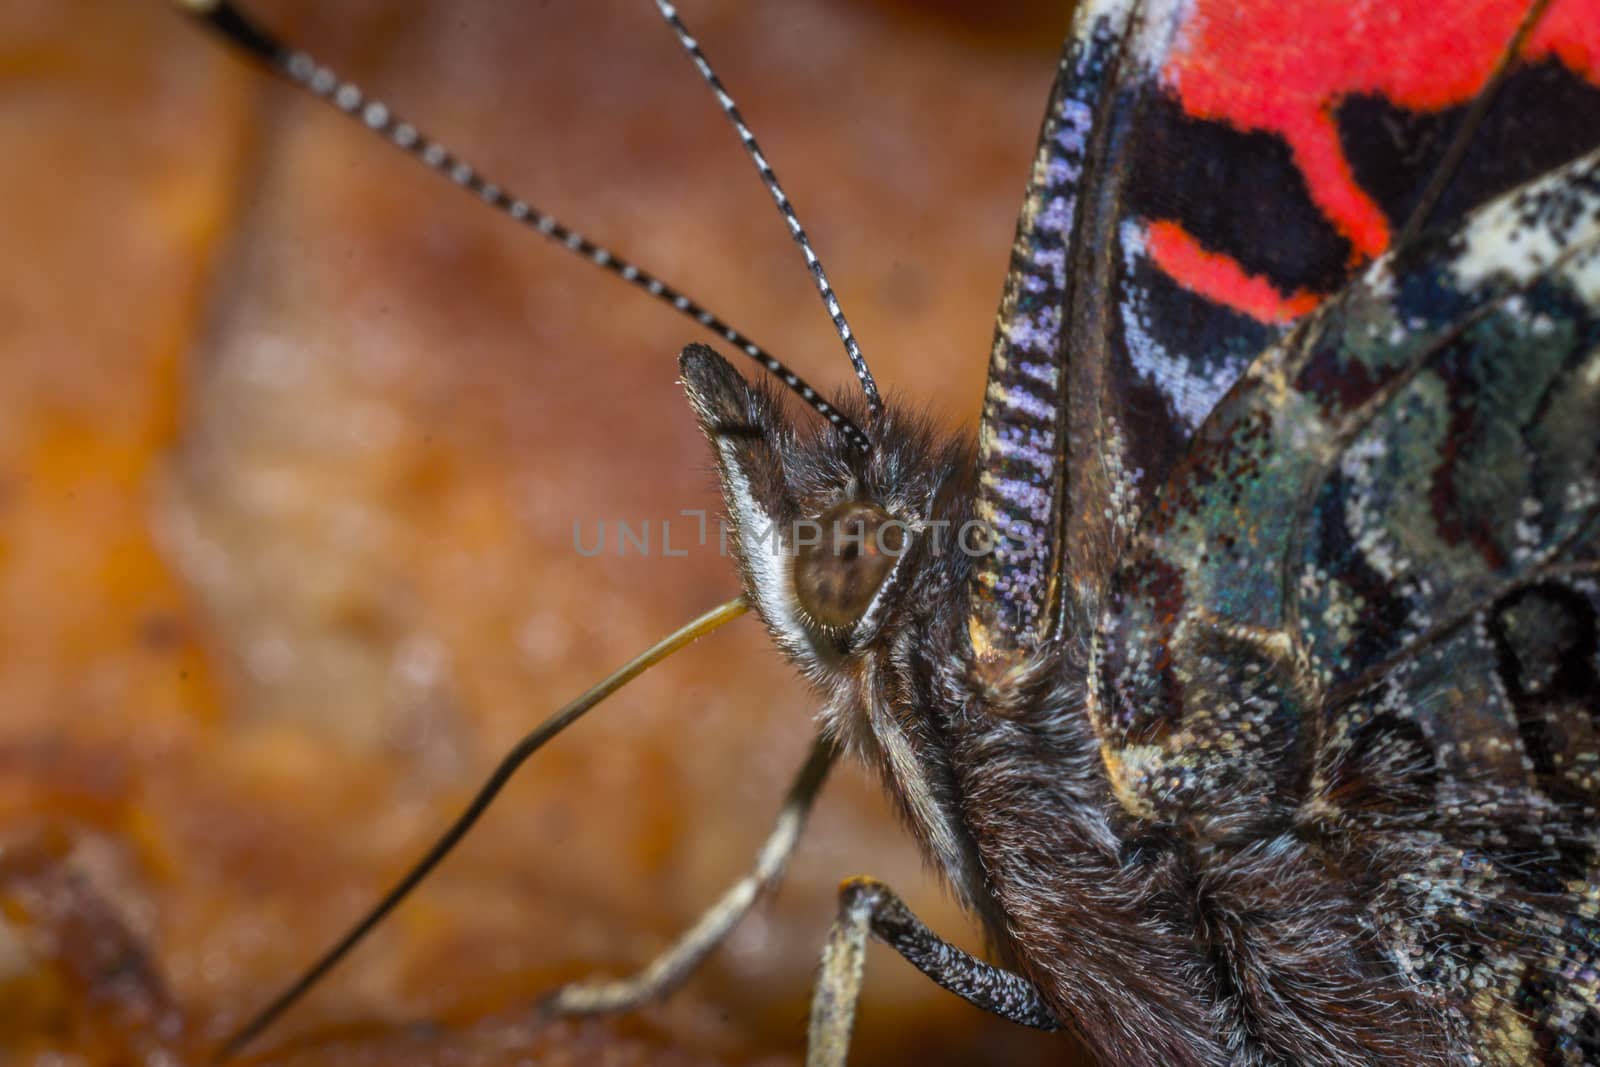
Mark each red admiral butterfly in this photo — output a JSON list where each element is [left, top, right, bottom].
[[11, 0, 1600, 1063]]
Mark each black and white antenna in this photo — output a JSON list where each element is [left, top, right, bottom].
[[652, 1, 884, 418], [174, 0, 873, 452]]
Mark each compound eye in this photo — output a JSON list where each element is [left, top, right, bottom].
[[792, 500, 906, 631]]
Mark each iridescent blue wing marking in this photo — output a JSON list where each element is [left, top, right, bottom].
[[970, 0, 1210, 657]]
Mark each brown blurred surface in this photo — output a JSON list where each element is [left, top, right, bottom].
[[0, 1, 1085, 1064]]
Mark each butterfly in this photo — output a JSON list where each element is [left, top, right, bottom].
[[694, 0, 1600, 1060], [13, 0, 1600, 1063]]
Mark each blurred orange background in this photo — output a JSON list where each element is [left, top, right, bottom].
[[0, 1, 1085, 1063]]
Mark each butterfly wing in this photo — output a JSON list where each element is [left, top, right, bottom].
[[968, 0, 1600, 657], [970, 0, 1208, 655], [1095, 145, 1600, 1059]]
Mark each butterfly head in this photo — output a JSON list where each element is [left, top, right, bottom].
[[679, 343, 973, 681], [681, 343, 1001, 903]]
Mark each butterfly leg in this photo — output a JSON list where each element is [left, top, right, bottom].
[[542, 732, 839, 1017], [806, 876, 1059, 1067]]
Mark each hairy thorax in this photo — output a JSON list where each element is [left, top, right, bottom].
[[853, 603, 1455, 1067]]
